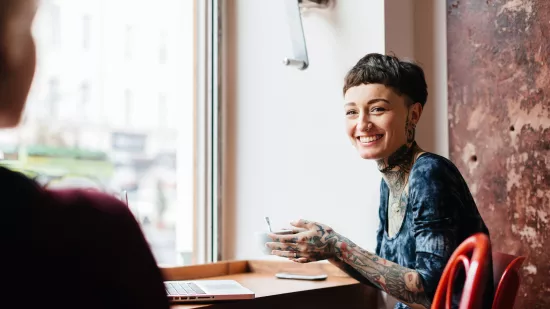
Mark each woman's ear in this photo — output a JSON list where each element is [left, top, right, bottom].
[[409, 102, 423, 126]]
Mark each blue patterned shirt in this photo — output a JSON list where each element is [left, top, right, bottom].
[[375, 153, 494, 309]]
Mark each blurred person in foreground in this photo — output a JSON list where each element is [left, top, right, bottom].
[[0, 1, 170, 308]]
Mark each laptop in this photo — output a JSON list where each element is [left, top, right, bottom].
[[164, 280, 255, 302]]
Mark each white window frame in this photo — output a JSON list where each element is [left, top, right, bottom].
[[193, 0, 222, 264]]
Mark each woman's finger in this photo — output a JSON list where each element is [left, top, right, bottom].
[[265, 242, 298, 252], [292, 257, 313, 263], [268, 233, 307, 243], [272, 250, 321, 261], [267, 234, 291, 243], [290, 219, 314, 229], [271, 250, 305, 258], [281, 227, 308, 233]]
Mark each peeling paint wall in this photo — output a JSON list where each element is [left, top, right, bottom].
[[447, 0, 550, 307]]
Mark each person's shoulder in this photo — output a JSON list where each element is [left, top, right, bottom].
[[411, 152, 461, 178], [0, 166, 41, 194], [409, 152, 465, 189], [412, 152, 456, 170], [0, 167, 44, 211], [48, 189, 132, 218], [408, 153, 468, 214], [0, 167, 132, 218]]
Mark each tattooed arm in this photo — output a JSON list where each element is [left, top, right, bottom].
[[327, 258, 379, 288], [329, 233, 431, 309], [267, 220, 431, 309], [328, 218, 383, 289]]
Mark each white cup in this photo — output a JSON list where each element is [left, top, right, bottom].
[[254, 230, 296, 256], [255, 231, 273, 255]]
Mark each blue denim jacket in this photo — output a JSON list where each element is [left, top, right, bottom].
[[375, 153, 494, 309]]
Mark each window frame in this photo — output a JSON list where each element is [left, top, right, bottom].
[[193, 0, 223, 264]]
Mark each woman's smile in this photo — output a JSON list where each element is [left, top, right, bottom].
[[357, 134, 384, 146]]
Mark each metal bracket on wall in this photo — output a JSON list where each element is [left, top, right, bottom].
[[283, 0, 332, 70], [298, 0, 332, 10]]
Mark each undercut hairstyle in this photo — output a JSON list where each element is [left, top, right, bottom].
[[343, 53, 428, 107]]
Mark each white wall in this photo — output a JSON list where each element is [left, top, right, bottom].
[[384, 0, 449, 157], [385, 0, 415, 60], [221, 0, 448, 260], [413, 0, 449, 157]]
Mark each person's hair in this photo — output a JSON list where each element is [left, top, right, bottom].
[[343, 53, 428, 107], [0, 0, 26, 23]]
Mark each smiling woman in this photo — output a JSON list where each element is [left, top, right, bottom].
[[267, 53, 494, 309]]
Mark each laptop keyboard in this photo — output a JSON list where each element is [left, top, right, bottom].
[[165, 282, 207, 296]]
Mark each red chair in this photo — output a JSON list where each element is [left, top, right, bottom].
[[432, 233, 491, 309], [491, 252, 526, 309]]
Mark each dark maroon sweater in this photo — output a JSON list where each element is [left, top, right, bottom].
[[0, 167, 170, 309]]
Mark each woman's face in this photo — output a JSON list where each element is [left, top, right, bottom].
[[344, 83, 420, 160]]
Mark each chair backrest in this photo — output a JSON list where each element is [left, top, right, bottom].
[[432, 233, 491, 309], [491, 252, 526, 309]]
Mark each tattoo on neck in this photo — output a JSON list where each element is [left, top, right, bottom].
[[377, 142, 419, 193], [405, 117, 415, 143]]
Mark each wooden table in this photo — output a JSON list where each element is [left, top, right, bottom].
[[161, 259, 378, 309]]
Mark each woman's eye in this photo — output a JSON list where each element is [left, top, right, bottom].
[[370, 107, 385, 113], [345, 110, 357, 116]]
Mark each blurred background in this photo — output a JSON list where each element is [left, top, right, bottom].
[[0, 0, 193, 266]]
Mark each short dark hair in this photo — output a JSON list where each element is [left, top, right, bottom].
[[343, 53, 428, 107]]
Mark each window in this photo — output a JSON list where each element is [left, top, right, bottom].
[[81, 82, 90, 106], [82, 15, 91, 50], [0, 0, 219, 267], [80, 82, 90, 121], [159, 32, 168, 64], [48, 77, 60, 119], [50, 3, 61, 46], [124, 25, 133, 60], [124, 89, 132, 126], [158, 93, 167, 127]]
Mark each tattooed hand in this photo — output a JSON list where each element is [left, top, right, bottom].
[[266, 219, 339, 263]]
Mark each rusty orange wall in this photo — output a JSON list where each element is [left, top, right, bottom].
[[447, 0, 550, 307]]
